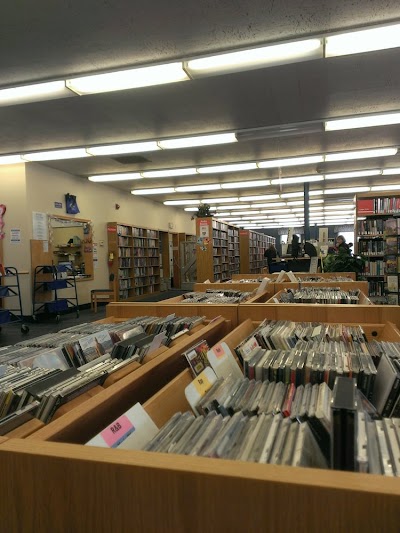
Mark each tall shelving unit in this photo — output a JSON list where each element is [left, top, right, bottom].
[[196, 217, 241, 282], [239, 229, 275, 274], [107, 223, 160, 301], [356, 193, 400, 304]]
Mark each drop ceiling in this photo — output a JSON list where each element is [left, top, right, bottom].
[[2, 0, 400, 221]]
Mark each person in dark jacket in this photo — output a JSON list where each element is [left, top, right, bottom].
[[335, 235, 351, 254], [264, 244, 277, 270]]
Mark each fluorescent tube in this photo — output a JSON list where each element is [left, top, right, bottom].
[[197, 162, 258, 174], [325, 23, 400, 57], [164, 200, 200, 206], [132, 187, 175, 194], [175, 184, 221, 193], [271, 176, 324, 185], [24, 148, 91, 161], [382, 168, 400, 175], [0, 155, 24, 165], [324, 169, 381, 179], [142, 168, 197, 178], [66, 62, 189, 95], [240, 194, 280, 201], [87, 141, 160, 156], [221, 180, 270, 189], [0, 80, 73, 106], [158, 132, 237, 149], [258, 155, 324, 168], [186, 38, 322, 77], [325, 148, 397, 161], [325, 112, 400, 131], [89, 173, 142, 182], [324, 187, 370, 195], [370, 184, 400, 191]]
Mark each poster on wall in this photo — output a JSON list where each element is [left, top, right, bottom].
[[199, 220, 210, 238], [10, 228, 21, 244], [32, 212, 49, 241]]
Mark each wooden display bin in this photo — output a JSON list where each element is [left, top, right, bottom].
[[163, 290, 273, 304], [1, 319, 400, 530], [266, 289, 372, 305], [25, 317, 229, 444], [106, 301, 240, 326], [193, 281, 274, 295], [274, 281, 369, 294]]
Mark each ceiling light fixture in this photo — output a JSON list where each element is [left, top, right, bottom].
[[325, 111, 400, 131], [324, 186, 370, 195], [0, 80, 73, 106], [131, 187, 175, 195], [325, 148, 397, 162], [271, 175, 324, 185], [325, 23, 400, 57], [382, 168, 400, 175], [216, 204, 250, 209], [204, 198, 239, 204], [221, 180, 270, 189], [258, 155, 324, 168], [197, 162, 258, 174], [24, 148, 91, 161], [370, 184, 400, 191], [66, 62, 189, 95], [164, 199, 200, 206], [89, 173, 142, 182], [158, 132, 237, 149], [87, 141, 160, 156], [142, 168, 197, 178], [0, 155, 25, 165], [252, 202, 287, 208], [185, 38, 322, 77], [324, 169, 381, 180], [175, 184, 221, 192], [240, 194, 280, 202]]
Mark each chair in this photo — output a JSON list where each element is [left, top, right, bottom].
[[91, 273, 117, 313]]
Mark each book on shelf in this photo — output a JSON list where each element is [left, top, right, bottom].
[[385, 236, 398, 255], [385, 256, 397, 274], [387, 294, 399, 305], [384, 218, 398, 236], [387, 275, 399, 293], [357, 198, 374, 214]]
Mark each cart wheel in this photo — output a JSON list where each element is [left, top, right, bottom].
[[21, 324, 29, 334], [56, 315, 60, 323]]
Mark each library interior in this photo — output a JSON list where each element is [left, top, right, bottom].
[[2, 1, 400, 531]]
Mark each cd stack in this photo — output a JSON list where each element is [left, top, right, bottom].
[[182, 290, 252, 303], [278, 287, 360, 304]]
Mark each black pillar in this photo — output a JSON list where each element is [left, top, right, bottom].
[[304, 182, 310, 241]]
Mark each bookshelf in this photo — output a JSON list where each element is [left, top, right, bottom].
[[239, 229, 275, 274], [356, 193, 400, 304], [107, 223, 161, 300], [196, 218, 241, 282]]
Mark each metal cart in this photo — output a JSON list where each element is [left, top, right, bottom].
[[32, 264, 79, 323], [0, 266, 29, 334]]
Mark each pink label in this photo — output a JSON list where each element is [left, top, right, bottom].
[[101, 415, 135, 448], [213, 344, 226, 360]]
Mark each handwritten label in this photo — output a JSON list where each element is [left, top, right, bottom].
[[193, 371, 213, 396], [101, 415, 135, 448]]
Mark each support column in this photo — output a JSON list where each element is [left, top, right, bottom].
[[304, 182, 310, 241]]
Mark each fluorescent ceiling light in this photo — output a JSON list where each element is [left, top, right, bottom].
[[325, 148, 397, 162], [87, 141, 160, 156], [256, 208, 291, 213], [66, 62, 188, 95], [164, 199, 200, 206], [142, 168, 197, 178], [370, 184, 400, 191], [205, 198, 239, 204], [324, 187, 370, 195], [258, 155, 324, 168], [271, 176, 324, 185], [132, 187, 175, 195], [175, 184, 221, 192], [382, 168, 400, 175], [240, 194, 279, 201], [0, 80, 73, 106], [233, 211, 260, 215], [324, 169, 381, 180], [23, 148, 91, 161], [89, 172, 142, 182], [291, 207, 323, 212], [185, 206, 217, 212], [311, 190, 323, 196], [325, 112, 400, 131], [197, 162, 258, 174], [185, 38, 322, 77], [158, 132, 236, 149], [216, 204, 250, 210], [0, 155, 24, 165], [325, 23, 400, 57], [280, 190, 322, 198], [212, 211, 230, 216], [221, 180, 270, 189], [324, 204, 354, 210], [253, 202, 287, 208], [286, 199, 324, 205]]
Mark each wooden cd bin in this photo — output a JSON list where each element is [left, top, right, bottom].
[[1, 318, 400, 531]]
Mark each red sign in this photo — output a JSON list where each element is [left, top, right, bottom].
[[107, 226, 117, 232]]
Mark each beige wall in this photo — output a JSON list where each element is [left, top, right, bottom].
[[22, 163, 195, 307], [0, 164, 32, 314]]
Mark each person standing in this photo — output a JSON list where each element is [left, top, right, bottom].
[[264, 244, 278, 271], [335, 235, 351, 254]]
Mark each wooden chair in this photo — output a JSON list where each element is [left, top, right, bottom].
[[91, 273, 117, 313]]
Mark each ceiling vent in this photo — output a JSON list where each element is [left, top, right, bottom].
[[111, 155, 151, 165]]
